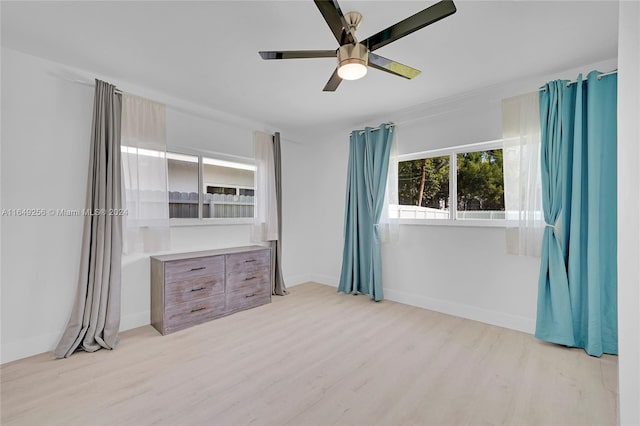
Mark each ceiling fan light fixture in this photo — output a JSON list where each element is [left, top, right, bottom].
[[337, 43, 369, 80], [338, 61, 367, 80]]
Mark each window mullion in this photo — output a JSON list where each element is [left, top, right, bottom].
[[450, 152, 457, 221], [198, 154, 204, 219]]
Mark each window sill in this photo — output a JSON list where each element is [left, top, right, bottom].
[[170, 218, 254, 227], [398, 219, 506, 228]]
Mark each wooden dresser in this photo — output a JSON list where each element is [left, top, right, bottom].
[[150, 246, 271, 335]]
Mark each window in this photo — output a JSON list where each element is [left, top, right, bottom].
[[167, 151, 256, 221], [167, 153, 199, 218], [395, 141, 505, 223]]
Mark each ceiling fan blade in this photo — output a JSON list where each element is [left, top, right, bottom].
[[368, 53, 421, 79], [314, 0, 356, 45], [361, 0, 457, 52], [322, 68, 342, 92], [259, 50, 336, 60]]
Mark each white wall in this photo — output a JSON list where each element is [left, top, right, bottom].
[[617, 1, 640, 424], [1, 48, 93, 363], [279, 140, 316, 286], [302, 57, 618, 334], [0, 47, 306, 363]]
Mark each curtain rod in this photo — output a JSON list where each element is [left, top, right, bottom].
[[72, 79, 123, 94], [350, 123, 395, 135], [538, 69, 617, 92]]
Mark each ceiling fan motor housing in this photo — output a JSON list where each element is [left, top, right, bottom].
[[337, 43, 369, 68]]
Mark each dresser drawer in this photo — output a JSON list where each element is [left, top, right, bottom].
[[226, 250, 270, 274], [227, 265, 270, 291], [226, 250, 270, 288], [226, 283, 270, 312], [163, 296, 225, 334], [165, 256, 224, 284], [165, 273, 224, 305]]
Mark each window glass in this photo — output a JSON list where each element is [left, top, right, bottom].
[[202, 157, 255, 218], [167, 153, 199, 218], [398, 155, 450, 219], [456, 149, 505, 220]]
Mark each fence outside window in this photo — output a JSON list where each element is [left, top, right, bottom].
[[168, 192, 254, 219]]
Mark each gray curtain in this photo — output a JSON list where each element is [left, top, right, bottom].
[[54, 80, 123, 358], [271, 132, 288, 296]]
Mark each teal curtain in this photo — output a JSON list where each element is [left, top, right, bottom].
[[536, 71, 617, 356], [338, 124, 394, 301]]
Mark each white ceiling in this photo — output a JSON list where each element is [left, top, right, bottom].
[[1, 1, 619, 136]]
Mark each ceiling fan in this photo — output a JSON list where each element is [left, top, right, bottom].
[[258, 0, 457, 92]]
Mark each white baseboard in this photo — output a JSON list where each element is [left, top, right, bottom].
[[1, 331, 59, 364], [1, 310, 152, 365], [284, 273, 313, 287], [384, 288, 535, 334], [294, 273, 535, 334], [285, 274, 339, 288], [308, 274, 339, 287], [120, 310, 150, 332]]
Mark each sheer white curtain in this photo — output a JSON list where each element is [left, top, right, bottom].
[[502, 92, 543, 256], [121, 94, 170, 253], [251, 131, 278, 242], [379, 126, 399, 242]]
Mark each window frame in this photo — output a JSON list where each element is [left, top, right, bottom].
[[167, 147, 256, 227], [396, 139, 506, 228]]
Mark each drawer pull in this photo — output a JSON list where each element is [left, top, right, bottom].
[[190, 307, 206, 313], [245, 259, 256, 263], [244, 276, 257, 281], [191, 287, 206, 292], [190, 266, 206, 271], [245, 293, 256, 298]]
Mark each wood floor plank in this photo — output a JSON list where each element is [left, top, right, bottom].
[[0, 283, 618, 426]]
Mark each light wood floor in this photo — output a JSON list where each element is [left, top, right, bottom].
[[1, 283, 618, 426]]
